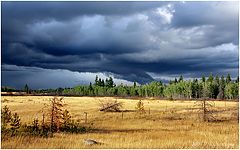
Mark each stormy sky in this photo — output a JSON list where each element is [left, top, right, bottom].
[[1, 1, 239, 89]]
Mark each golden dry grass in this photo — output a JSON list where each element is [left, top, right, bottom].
[[1, 96, 239, 149]]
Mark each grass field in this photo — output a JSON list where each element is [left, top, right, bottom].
[[1, 96, 239, 149]]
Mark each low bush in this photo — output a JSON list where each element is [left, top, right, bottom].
[[1, 104, 88, 139], [60, 121, 87, 133], [135, 100, 145, 114]]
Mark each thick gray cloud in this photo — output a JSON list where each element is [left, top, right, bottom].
[[2, 1, 164, 21], [1, 1, 239, 89], [171, 1, 239, 47]]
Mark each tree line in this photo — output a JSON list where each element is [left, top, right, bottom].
[[2, 74, 239, 100], [62, 74, 239, 100]]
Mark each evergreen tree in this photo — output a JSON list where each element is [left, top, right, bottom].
[[95, 75, 99, 86], [207, 74, 214, 83], [174, 78, 178, 83], [24, 84, 29, 94], [215, 75, 220, 84], [10, 113, 21, 130], [212, 81, 219, 99], [226, 74, 231, 84], [178, 75, 183, 82], [220, 75, 225, 86], [202, 75, 206, 82], [106, 77, 114, 88], [236, 76, 239, 83], [56, 74, 238, 100], [100, 79, 105, 87], [191, 79, 198, 98], [218, 75, 226, 99], [1, 105, 12, 129], [105, 78, 109, 86], [88, 82, 94, 95], [202, 82, 210, 98], [133, 82, 137, 88], [109, 77, 114, 87]]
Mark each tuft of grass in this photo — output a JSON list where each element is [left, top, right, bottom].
[[2, 99, 10, 103]]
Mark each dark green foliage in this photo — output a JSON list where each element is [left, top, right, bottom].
[[133, 82, 137, 88], [56, 109, 87, 133], [207, 74, 214, 82], [61, 75, 239, 100], [18, 119, 51, 137], [24, 84, 29, 94], [215, 75, 220, 84], [236, 76, 239, 83], [226, 74, 231, 84], [1, 86, 17, 92], [56, 87, 64, 95], [224, 82, 239, 99], [178, 75, 183, 82], [95, 75, 99, 86], [174, 78, 178, 83], [88, 82, 94, 95], [93, 75, 115, 88], [191, 79, 199, 98], [23, 75, 239, 100], [106, 77, 114, 88], [202, 75, 206, 82], [60, 121, 87, 133]]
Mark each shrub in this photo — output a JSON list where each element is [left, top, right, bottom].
[[1, 106, 21, 137], [1, 105, 12, 129], [1, 98, 89, 139], [10, 113, 21, 130], [60, 120, 87, 133], [61, 109, 71, 130], [18, 121, 51, 138], [60, 109, 87, 133], [135, 100, 145, 113]]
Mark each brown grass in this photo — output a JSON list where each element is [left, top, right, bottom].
[[1, 96, 239, 149]]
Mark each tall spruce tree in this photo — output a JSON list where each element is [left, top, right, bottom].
[[95, 75, 99, 86], [24, 84, 29, 94], [179, 75, 183, 82], [236, 76, 239, 83], [202, 75, 206, 82], [226, 74, 231, 84], [207, 74, 214, 82]]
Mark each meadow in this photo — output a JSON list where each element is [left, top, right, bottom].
[[1, 96, 239, 149]]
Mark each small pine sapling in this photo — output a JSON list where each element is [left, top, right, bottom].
[[135, 100, 145, 114]]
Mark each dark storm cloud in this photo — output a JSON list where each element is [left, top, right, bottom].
[[2, 1, 164, 21], [1, 1, 239, 87], [2, 1, 165, 54]]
